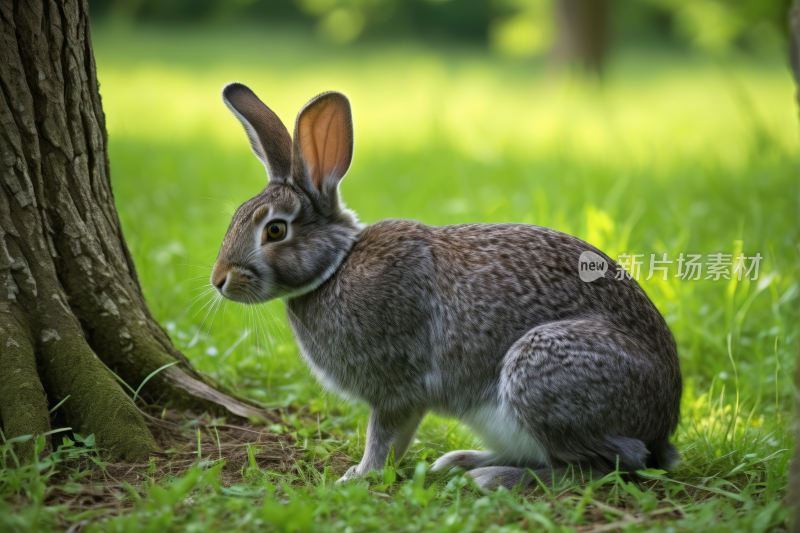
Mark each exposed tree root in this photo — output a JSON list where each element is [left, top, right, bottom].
[[0, 311, 50, 460], [40, 335, 158, 463], [161, 366, 275, 421], [79, 313, 277, 422]]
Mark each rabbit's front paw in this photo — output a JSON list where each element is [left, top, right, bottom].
[[336, 465, 362, 484]]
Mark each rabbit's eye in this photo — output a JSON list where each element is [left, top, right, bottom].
[[263, 221, 287, 244]]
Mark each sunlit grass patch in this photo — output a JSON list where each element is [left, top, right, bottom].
[[2, 24, 797, 532], [93, 26, 797, 166]]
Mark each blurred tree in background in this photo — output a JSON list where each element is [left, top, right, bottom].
[[86, 0, 792, 50], [551, 0, 609, 74], [88, 0, 791, 68]]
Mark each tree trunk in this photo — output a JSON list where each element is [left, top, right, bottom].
[[0, 0, 273, 463], [790, 3, 800, 532], [552, 0, 609, 76]]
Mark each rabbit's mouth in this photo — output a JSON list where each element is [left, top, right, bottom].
[[211, 265, 275, 304]]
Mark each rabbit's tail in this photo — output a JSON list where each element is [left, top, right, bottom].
[[598, 435, 650, 473], [646, 438, 680, 470], [596, 435, 680, 477], [588, 435, 678, 483]]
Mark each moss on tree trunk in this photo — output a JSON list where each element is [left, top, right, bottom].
[[0, 0, 274, 463]]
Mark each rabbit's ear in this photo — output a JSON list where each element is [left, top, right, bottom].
[[222, 83, 292, 181], [293, 91, 353, 195]]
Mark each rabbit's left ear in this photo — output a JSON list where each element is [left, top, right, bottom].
[[293, 91, 353, 195], [222, 83, 292, 182]]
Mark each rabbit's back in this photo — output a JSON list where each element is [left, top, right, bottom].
[[287, 219, 679, 418]]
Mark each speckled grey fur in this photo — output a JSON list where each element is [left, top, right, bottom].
[[212, 85, 682, 491]]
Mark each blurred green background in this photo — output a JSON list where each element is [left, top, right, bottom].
[[91, 0, 797, 476], [90, 0, 790, 58]]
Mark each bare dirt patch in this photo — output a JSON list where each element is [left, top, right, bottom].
[[19, 408, 350, 530]]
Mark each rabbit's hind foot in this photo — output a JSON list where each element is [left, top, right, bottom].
[[465, 466, 574, 491], [430, 450, 496, 473]]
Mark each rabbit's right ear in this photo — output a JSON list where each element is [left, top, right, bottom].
[[222, 83, 292, 182], [292, 91, 353, 197]]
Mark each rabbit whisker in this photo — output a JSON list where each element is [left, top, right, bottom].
[[181, 276, 213, 283], [218, 183, 238, 211], [199, 196, 237, 212], [174, 254, 214, 267], [206, 294, 225, 340], [191, 292, 218, 320], [190, 284, 214, 293], [243, 290, 261, 356], [265, 304, 284, 332], [247, 288, 274, 354], [196, 294, 222, 338], [185, 288, 216, 310]]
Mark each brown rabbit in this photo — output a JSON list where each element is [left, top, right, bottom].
[[211, 83, 682, 490]]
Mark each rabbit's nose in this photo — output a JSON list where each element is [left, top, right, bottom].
[[212, 272, 228, 293]]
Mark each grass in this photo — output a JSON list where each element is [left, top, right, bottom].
[[2, 23, 799, 531]]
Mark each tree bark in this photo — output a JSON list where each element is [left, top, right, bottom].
[[552, 0, 609, 76], [0, 0, 273, 463]]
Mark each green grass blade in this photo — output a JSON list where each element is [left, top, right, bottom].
[[48, 395, 71, 415], [132, 361, 180, 403]]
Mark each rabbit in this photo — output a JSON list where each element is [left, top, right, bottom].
[[210, 82, 682, 490]]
